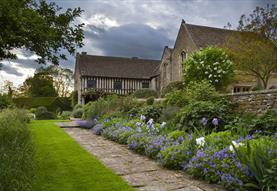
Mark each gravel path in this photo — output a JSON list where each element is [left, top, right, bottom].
[[64, 128, 223, 191]]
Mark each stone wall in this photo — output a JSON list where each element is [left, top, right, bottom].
[[226, 89, 277, 113]]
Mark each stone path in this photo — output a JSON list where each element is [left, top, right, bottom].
[[64, 128, 223, 191]]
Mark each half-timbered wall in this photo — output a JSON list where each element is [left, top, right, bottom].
[[78, 76, 152, 103]]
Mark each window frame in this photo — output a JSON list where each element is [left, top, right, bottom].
[[87, 79, 97, 89], [114, 80, 122, 90]]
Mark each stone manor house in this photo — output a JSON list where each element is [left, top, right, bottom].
[[74, 20, 277, 104]]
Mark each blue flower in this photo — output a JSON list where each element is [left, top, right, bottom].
[[201, 117, 208, 126], [212, 118, 219, 126]]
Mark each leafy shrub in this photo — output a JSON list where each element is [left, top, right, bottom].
[[176, 100, 233, 132], [158, 135, 196, 170], [133, 89, 158, 98], [165, 90, 188, 107], [165, 80, 220, 107], [142, 105, 162, 122], [0, 94, 13, 109], [128, 107, 141, 118], [57, 111, 71, 119], [72, 108, 83, 118], [161, 81, 185, 97], [127, 132, 149, 154], [235, 138, 277, 190], [119, 96, 139, 113], [82, 89, 112, 102], [146, 96, 155, 105], [160, 106, 181, 122], [35, 106, 56, 119], [0, 109, 35, 191], [251, 110, 277, 136], [83, 95, 119, 119], [144, 135, 171, 159], [187, 146, 253, 190], [186, 132, 254, 190], [183, 46, 234, 90]]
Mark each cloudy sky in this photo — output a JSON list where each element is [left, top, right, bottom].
[[0, 0, 275, 87]]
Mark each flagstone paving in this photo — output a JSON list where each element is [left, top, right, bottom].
[[64, 128, 223, 191]]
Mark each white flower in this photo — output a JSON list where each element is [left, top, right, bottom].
[[208, 74, 212, 78], [140, 115, 146, 121], [215, 79, 219, 83], [196, 137, 205, 146], [147, 118, 154, 125], [160, 122, 166, 128], [205, 71, 208, 74], [214, 67, 217, 70], [229, 141, 244, 152]]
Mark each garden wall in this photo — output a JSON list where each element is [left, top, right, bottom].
[[226, 89, 277, 113]]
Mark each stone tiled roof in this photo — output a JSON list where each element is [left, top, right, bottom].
[[184, 23, 237, 48], [76, 54, 160, 79]]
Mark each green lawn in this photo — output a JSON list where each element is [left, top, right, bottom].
[[29, 120, 134, 191]]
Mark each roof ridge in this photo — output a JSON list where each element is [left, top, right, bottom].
[[185, 23, 237, 32], [79, 54, 160, 62]]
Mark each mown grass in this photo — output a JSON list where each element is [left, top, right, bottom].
[[30, 120, 134, 191]]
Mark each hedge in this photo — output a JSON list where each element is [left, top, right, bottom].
[[13, 97, 72, 112]]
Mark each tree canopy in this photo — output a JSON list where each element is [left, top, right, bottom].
[[36, 65, 73, 97], [238, 4, 277, 44], [0, 0, 84, 65], [21, 73, 58, 97], [225, 4, 277, 89]]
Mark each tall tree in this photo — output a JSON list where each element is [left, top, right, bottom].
[[22, 73, 57, 97], [0, 0, 84, 65], [36, 66, 73, 97], [225, 32, 277, 89], [238, 4, 277, 44]]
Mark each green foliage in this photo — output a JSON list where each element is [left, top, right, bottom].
[[13, 97, 71, 112], [141, 105, 162, 122], [158, 134, 196, 169], [83, 95, 119, 119], [72, 108, 83, 118], [0, 109, 35, 191], [165, 80, 220, 107], [235, 138, 277, 190], [118, 96, 139, 113], [146, 96, 155, 105], [176, 100, 233, 132], [0, 0, 84, 64], [58, 111, 72, 120], [183, 46, 234, 90], [251, 110, 277, 136], [133, 89, 158, 98], [161, 81, 185, 97], [23, 73, 58, 97], [160, 106, 181, 122], [0, 94, 13, 109], [165, 90, 188, 107], [83, 89, 114, 102], [35, 106, 56, 120]]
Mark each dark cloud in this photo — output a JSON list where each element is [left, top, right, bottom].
[[1, 63, 24, 76], [84, 24, 172, 59]]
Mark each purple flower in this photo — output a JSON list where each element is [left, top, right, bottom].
[[212, 118, 219, 126], [204, 168, 208, 173], [201, 117, 208, 126]]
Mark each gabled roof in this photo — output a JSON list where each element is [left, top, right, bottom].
[[183, 21, 237, 48], [76, 54, 160, 79]]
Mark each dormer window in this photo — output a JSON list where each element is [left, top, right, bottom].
[[181, 51, 187, 62]]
